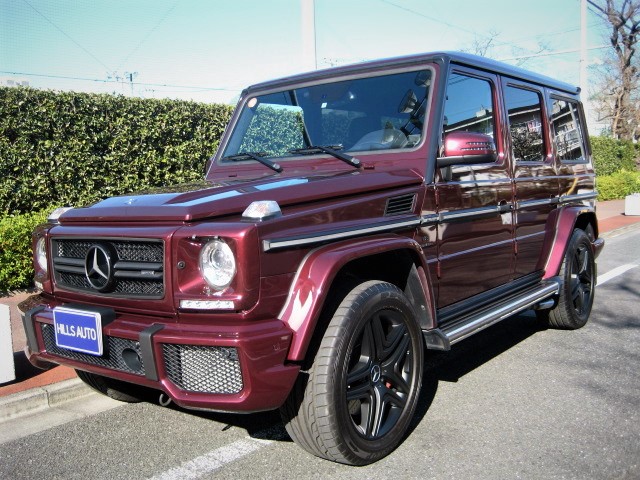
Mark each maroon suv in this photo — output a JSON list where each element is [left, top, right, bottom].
[[24, 52, 604, 465]]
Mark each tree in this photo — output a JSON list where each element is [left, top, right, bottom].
[[589, 0, 640, 140]]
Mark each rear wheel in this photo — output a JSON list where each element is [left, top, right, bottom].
[[537, 228, 595, 329], [76, 370, 143, 403], [281, 281, 424, 465]]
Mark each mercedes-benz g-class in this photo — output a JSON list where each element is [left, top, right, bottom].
[[24, 52, 604, 465]]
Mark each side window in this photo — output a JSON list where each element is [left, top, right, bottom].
[[551, 98, 585, 162], [505, 86, 545, 162], [443, 73, 495, 137]]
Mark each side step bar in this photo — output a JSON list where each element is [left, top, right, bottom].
[[423, 280, 559, 351]]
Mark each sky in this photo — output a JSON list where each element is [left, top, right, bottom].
[[0, 0, 611, 109]]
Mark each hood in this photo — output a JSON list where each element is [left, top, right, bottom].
[[59, 169, 423, 223]]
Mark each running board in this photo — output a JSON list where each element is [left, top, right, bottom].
[[423, 281, 559, 351]]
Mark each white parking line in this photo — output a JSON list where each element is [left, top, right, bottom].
[[148, 437, 273, 480], [597, 263, 639, 286]]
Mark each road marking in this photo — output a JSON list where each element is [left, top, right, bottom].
[[597, 263, 638, 286], [148, 437, 273, 480]]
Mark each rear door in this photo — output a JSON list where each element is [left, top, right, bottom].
[[502, 79, 558, 278], [434, 67, 515, 308]]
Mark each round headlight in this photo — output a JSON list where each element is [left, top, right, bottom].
[[199, 239, 236, 290], [36, 237, 48, 273]]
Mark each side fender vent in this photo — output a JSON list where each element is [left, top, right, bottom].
[[385, 194, 416, 216]]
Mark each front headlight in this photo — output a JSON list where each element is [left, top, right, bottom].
[[36, 237, 48, 273], [199, 239, 236, 290]]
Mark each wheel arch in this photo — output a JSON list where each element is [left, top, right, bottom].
[[539, 205, 599, 279], [280, 234, 435, 363]]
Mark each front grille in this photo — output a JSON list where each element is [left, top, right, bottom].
[[41, 323, 145, 376], [162, 344, 243, 394], [51, 238, 164, 298]]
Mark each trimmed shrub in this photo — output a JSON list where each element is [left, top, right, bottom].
[[0, 87, 233, 215], [0, 210, 48, 291], [597, 170, 640, 201], [591, 136, 637, 176]]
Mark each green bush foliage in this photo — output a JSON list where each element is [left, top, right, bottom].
[[0, 87, 233, 215], [591, 136, 638, 176], [0, 210, 47, 291], [597, 170, 640, 201]]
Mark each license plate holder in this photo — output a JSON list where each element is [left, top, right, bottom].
[[53, 307, 105, 356]]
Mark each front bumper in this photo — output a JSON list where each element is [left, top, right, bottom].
[[22, 301, 300, 413]]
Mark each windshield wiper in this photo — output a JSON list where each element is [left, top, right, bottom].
[[289, 145, 361, 169], [222, 152, 282, 173]]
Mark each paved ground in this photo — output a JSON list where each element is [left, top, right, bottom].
[[1, 225, 638, 479], [0, 198, 638, 401]]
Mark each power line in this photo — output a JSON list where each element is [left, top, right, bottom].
[[116, 1, 181, 71], [20, 0, 112, 72], [499, 44, 609, 62], [0, 70, 241, 92]]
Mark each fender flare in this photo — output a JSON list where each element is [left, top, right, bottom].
[[540, 205, 597, 279], [279, 234, 433, 362]]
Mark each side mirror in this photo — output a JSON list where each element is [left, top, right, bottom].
[[437, 131, 498, 168]]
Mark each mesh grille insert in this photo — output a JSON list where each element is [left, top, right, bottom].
[[41, 323, 145, 376], [52, 238, 164, 298], [163, 344, 243, 394]]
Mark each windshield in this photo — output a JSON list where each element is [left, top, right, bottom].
[[221, 68, 432, 162]]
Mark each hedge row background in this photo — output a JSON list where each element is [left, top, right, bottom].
[[0, 87, 233, 215]]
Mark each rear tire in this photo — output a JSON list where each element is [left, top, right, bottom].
[[537, 228, 595, 329], [280, 281, 424, 465], [76, 370, 143, 403]]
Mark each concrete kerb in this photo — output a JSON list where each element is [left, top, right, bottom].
[[600, 221, 640, 238], [0, 378, 92, 423]]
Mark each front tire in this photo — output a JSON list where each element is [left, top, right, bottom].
[[538, 228, 595, 329], [281, 281, 424, 465]]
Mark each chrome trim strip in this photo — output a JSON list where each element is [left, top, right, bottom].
[[421, 214, 439, 225], [265, 191, 588, 253], [439, 206, 498, 221], [516, 198, 557, 209], [560, 192, 597, 203], [263, 217, 421, 251]]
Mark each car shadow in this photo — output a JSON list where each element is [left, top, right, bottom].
[[158, 311, 544, 444]]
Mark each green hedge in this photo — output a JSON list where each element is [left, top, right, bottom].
[[0, 87, 233, 215], [597, 170, 640, 201], [0, 210, 47, 291], [591, 136, 638, 176]]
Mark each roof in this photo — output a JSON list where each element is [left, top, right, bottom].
[[245, 51, 579, 97]]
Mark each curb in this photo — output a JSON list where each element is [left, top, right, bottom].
[[0, 378, 91, 423], [600, 221, 640, 238]]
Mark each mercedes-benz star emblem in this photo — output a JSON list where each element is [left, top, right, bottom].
[[370, 364, 382, 384], [85, 244, 114, 292]]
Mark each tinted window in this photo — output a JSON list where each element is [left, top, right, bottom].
[[443, 73, 495, 137], [222, 69, 432, 160], [551, 99, 585, 162], [505, 86, 545, 162]]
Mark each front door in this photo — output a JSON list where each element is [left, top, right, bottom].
[[433, 68, 515, 308]]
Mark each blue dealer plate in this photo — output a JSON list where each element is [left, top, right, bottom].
[[53, 307, 104, 356]]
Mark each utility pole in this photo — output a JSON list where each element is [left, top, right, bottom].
[[301, 0, 317, 71], [580, 0, 590, 129], [125, 71, 138, 96]]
